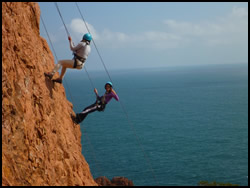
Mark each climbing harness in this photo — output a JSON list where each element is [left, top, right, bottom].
[[73, 53, 85, 68], [95, 100, 106, 112], [95, 93, 106, 112]]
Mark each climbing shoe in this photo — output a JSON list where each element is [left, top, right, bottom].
[[71, 114, 79, 124], [44, 72, 53, 79], [52, 78, 62, 84]]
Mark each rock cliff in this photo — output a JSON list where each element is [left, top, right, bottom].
[[2, 2, 97, 186], [95, 176, 134, 186]]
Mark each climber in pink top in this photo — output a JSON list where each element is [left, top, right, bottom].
[[71, 82, 119, 124]]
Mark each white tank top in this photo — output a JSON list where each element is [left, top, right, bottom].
[[70, 41, 91, 59]]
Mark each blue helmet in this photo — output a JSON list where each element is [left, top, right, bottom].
[[105, 81, 113, 88], [82, 33, 92, 41]]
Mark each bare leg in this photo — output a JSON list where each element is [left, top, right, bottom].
[[51, 59, 74, 79]]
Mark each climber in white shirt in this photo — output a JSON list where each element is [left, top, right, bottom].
[[44, 33, 92, 84]]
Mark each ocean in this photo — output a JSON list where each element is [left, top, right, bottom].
[[64, 63, 248, 186]]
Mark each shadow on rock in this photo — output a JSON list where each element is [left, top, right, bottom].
[[44, 77, 54, 98]]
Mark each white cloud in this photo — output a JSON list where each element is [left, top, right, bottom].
[[52, 7, 247, 50], [95, 7, 247, 50], [117, 32, 127, 41], [163, 19, 225, 36], [139, 31, 183, 49], [143, 31, 181, 41], [164, 20, 203, 36], [69, 18, 99, 40], [100, 29, 129, 42], [163, 7, 248, 46], [231, 6, 248, 18], [224, 7, 248, 33], [96, 29, 183, 49]]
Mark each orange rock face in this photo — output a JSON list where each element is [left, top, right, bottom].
[[2, 2, 97, 186]]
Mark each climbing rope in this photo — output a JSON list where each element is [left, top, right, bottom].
[[40, 10, 103, 177], [54, 2, 70, 37], [75, 2, 113, 84], [83, 66, 95, 91], [40, 13, 75, 108], [74, 2, 159, 185], [40, 15, 59, 62], [54, 2, 159, 185], [55, 2, 95, 91]]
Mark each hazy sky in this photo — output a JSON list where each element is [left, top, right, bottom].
[[38, 2, 248, 71]]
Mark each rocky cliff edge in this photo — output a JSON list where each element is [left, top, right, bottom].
[[2, 2, 97, 186]]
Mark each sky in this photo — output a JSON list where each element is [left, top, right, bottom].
[[38, 2, 248, 71]]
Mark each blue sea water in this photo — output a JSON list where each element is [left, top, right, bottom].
[[64, 63, 248, 186]]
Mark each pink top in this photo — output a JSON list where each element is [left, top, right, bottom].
[[97, 90, 119, 104]]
